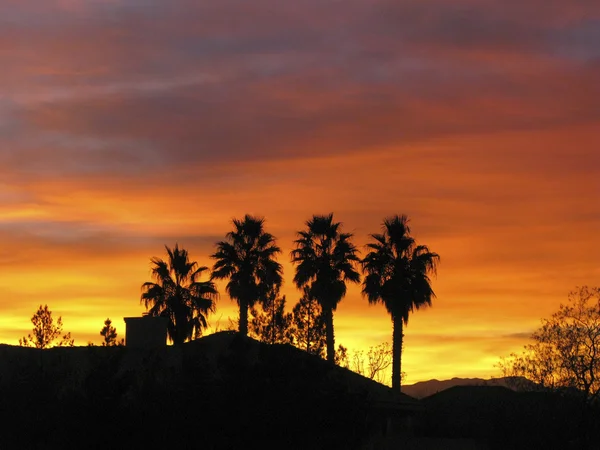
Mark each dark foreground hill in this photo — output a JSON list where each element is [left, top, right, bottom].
[[0, 332, 418, 450], [2, 334, 599, 450], [421, 385, 600, 450]]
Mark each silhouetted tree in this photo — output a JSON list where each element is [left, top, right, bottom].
[[500, 286, 600, 405], [290, 287, 327, 357], [291, 213, 360, 363], [100, 318, 123, 346], [211, 215, 283, 337], [141, 244, 218, 345], [361, 215, 439, 389], [19, 304, 74, 348], [499, 287, 600, 448], [335, 344, 349, 367], [250, 289, 293, 344]]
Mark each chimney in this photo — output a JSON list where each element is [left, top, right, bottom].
[[123, 315, 168, 348]]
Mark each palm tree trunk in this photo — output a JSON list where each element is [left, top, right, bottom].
[[239, 299, 249, 337], [270, 298, 276, 345], [324, 307, 335, 364], [174, 309, 185, 345], [392, 316, 404, 390]]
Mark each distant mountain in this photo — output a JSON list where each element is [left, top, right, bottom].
[[402, 376, 529, 398]]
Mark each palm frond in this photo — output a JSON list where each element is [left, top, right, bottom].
[[291, 213, 360, 308], [140, 244, 219, 344], [361, 215, 439, 326], [211, 215, 283, 332]]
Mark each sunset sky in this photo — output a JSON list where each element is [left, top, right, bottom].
[[1, 0, 599, 383]]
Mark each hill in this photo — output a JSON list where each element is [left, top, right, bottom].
[[420, 385, 598, 449], [0, 333, 419, 450], [2, 336, 598, 449]]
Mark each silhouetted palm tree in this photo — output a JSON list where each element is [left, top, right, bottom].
[[141, 244, 218, 345], [211, 215, 283, 337], [361, 215, 439, 390], [291, 213, 360, 363]]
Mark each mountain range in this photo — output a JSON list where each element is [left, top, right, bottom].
[[402, 376, 524, 399]]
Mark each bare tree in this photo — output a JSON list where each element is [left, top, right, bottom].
[[349, 342, 393, 385], [500, 286, 600, 405]]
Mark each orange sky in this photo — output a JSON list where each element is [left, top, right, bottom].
[[1, 0, 599, 383]]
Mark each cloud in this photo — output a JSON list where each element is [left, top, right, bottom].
[[2, 0, 599, 182]]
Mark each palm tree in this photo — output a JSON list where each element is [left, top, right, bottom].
[[211, 215, 283, 337], [361, 215, 439, 390], [291, 213, 360, 363], [141, 244, 218, 345]]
